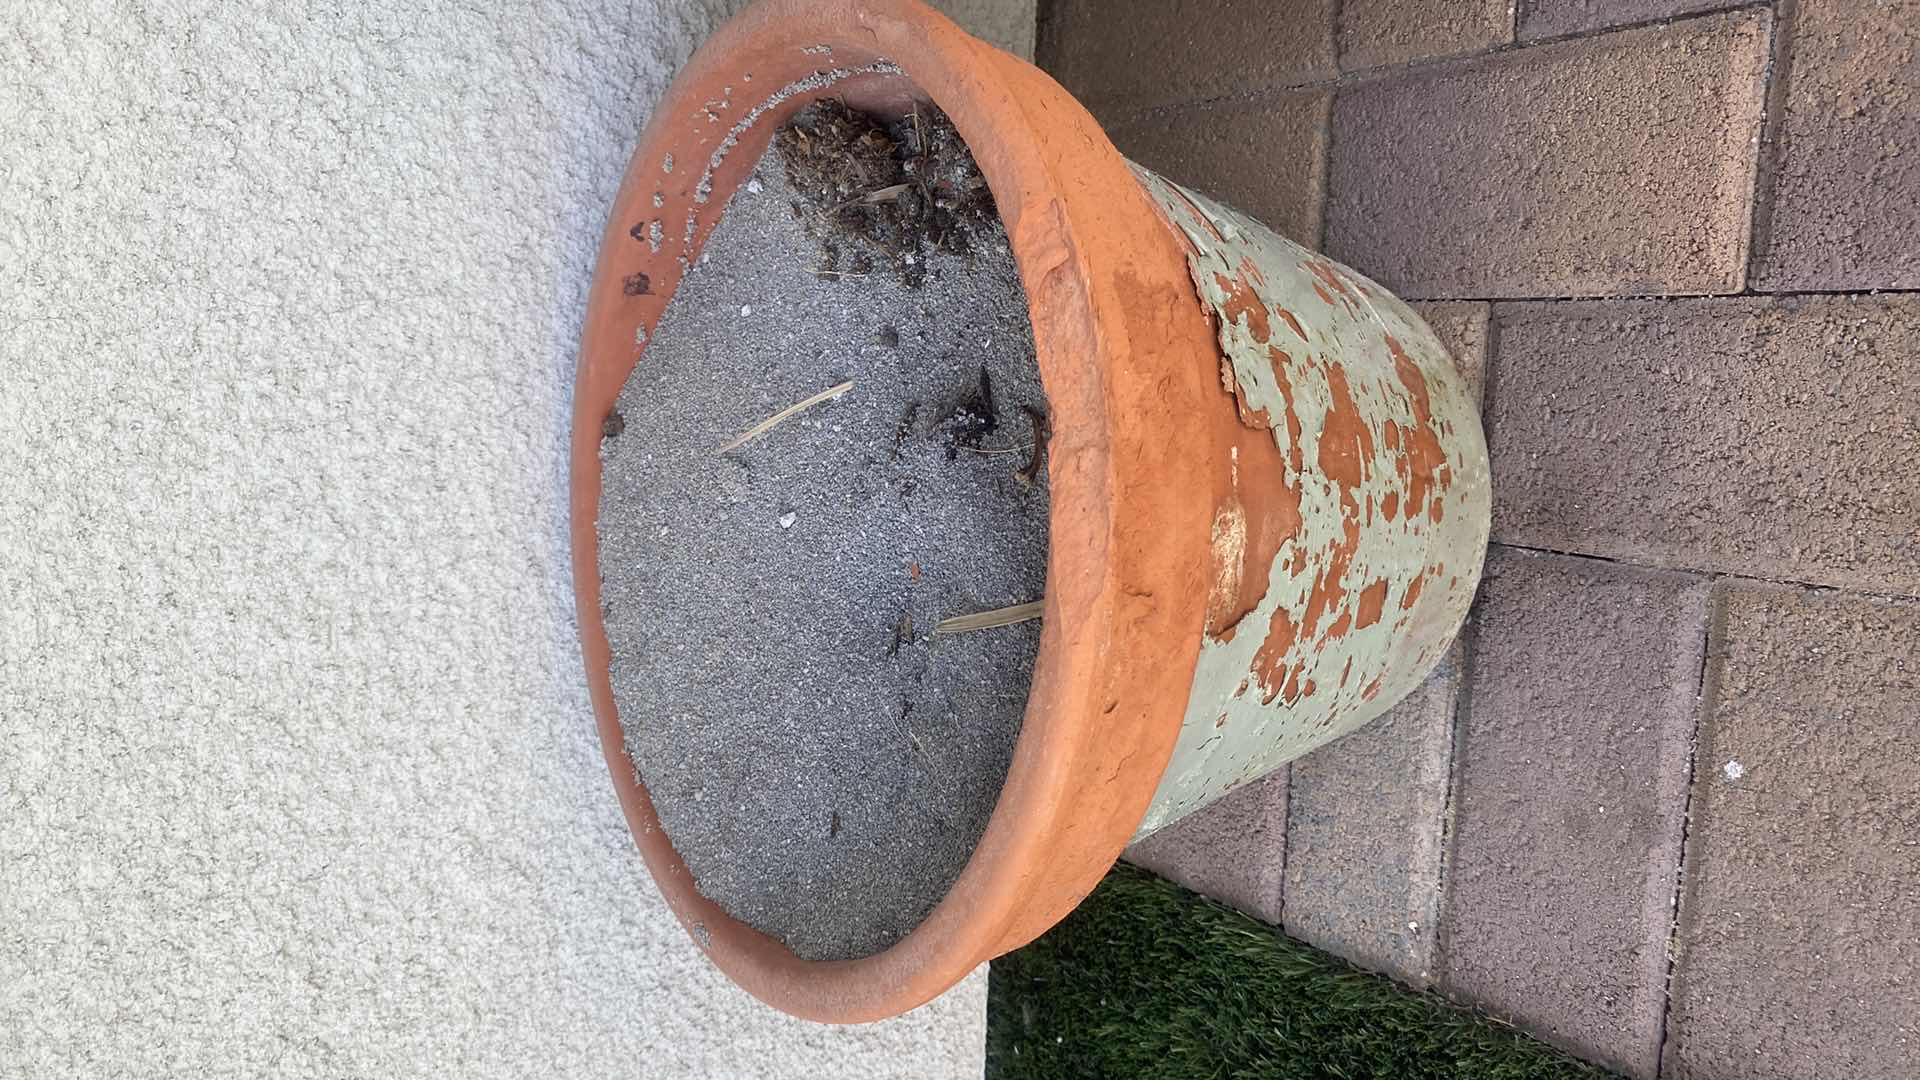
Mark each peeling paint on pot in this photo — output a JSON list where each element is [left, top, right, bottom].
[[1130, 167, 1491, 837]]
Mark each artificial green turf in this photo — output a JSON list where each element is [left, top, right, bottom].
[[987, 864, 1613, 1080]]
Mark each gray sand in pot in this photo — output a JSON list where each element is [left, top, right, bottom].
[[596, 113, 1047, 961]]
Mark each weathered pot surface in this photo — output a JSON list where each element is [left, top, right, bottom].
[[571, 0, 1488, 1022]]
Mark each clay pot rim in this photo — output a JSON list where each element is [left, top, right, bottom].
[[570, 0, 1218, 1022]]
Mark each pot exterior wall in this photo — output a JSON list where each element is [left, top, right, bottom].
[[1131, 167, 1491, 836]]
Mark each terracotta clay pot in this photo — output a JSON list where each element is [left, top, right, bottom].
[[572, 0, 1489, 1022]]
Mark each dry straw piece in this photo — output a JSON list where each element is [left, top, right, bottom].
[[718, 380, 855, 453], [934, 601, 1044, 635]]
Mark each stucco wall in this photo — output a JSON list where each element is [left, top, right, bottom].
[[0, 1, 1027, 1076]]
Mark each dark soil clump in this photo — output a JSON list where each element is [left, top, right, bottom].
[[776, 101, 997, 287]]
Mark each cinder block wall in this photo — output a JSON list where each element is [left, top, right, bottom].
[[1041, 2, 1920, 1078]]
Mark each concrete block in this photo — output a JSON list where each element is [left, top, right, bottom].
[[1124, 769, 1288, 925], [1037, 0, 1337, 118], [1106, 91, 1330, 246], [1284, 645, 1460, 986], [1326, 10, 1770, 298], [1752, 0, 1920, 290], [1487, 294, 1920, 596], [1517, 0, 1735, 41], [1441, 548, 1707, 1078], [929, 0, 1036, 59], [1665, 584, 1920, 1080], [1410, 301, 1490, 404], [1340, 0, 1512, 71]]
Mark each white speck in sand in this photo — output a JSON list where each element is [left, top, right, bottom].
[[741, 305, 753, 316], [746, 177, 763, 194], [778, 512, 796, 529], [1723, 760, 1745, 781]]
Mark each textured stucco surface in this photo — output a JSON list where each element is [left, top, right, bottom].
[[0, 0, 1032, 1075]]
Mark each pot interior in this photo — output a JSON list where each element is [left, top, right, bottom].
[[593, 86, 1050, 962]]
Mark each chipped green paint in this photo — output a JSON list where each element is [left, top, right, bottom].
[[1133, 167, 1491, 837]]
